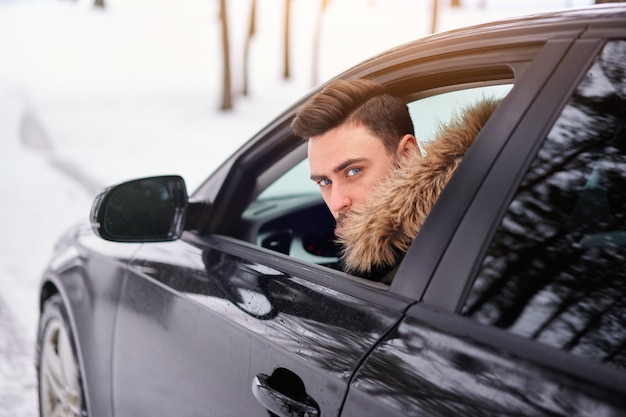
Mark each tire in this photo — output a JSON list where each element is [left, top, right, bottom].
[[36, 294, 87, 417]]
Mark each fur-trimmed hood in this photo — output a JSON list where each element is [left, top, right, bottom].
[[338, 98, 501, 281]]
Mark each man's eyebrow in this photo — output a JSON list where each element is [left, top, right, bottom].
[[310, 157, 368, 181], [334, 158, 367, 173]]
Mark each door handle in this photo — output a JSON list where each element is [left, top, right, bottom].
[[252, 373, 319, 417]]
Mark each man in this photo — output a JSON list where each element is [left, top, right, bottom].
[[291, 78, 499, 283]]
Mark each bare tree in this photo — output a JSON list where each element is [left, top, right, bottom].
[[430, 0, 439, 34], [311, 0, 330, 86], [219, 0, 233, 110], [243, 0, 257, 96], [283, 0, 292, 79]]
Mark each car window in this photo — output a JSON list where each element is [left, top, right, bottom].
[[242, 83, 514, 272], [461, 40, 626, 369]]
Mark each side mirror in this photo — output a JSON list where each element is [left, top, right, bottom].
[[90, 175, 188, 242]]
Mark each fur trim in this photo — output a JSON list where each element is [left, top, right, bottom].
[[338, 98, 501, 276]]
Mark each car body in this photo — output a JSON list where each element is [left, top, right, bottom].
[[36, 4, 626, 416]]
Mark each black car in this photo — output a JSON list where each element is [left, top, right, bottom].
[[36, 5, 626, 416]]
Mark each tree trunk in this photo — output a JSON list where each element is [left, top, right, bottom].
[[430, 0, 438, 34], [243, 0, 257, 96], [219, 0, 233, 110], [312, 0, 329, 86], [283, 0, 292, 79]]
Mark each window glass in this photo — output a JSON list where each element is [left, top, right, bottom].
[[462, 40, 626, 369]]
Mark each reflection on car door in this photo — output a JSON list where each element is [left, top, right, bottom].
[[343, 303, 625, 417], [110, 235, 410, 416]]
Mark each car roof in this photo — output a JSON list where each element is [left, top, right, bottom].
[[336, 3, 626, 82], [403, 3, 626, 48]]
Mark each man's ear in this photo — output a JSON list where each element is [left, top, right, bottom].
[[398, 134, 421, 158]]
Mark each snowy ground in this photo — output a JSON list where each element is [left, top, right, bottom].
[[0, 0, 593, 415]]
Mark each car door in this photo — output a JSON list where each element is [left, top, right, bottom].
[[110, 234, 411, 416], [343, 36, 626, 416]]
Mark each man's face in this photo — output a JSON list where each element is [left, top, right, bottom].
[[308, 123, 397, 237]]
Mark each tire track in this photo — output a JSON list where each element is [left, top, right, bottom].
[[20, 107, 104, 196]]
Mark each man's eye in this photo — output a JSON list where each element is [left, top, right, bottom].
[[317, 179, 332, 187], [347, 167, 361, 177]]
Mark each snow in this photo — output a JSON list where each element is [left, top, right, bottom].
[[0, 0, 594, 415]]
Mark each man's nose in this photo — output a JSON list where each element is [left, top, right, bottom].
[[329, 186, 351, 215]]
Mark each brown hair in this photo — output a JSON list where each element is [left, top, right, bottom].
[[291, 79, 414, 155]]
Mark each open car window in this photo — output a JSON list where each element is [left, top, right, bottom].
[[239, 82, 514, 278]]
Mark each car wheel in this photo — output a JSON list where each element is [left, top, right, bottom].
[[36, 294, 86, 417]]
